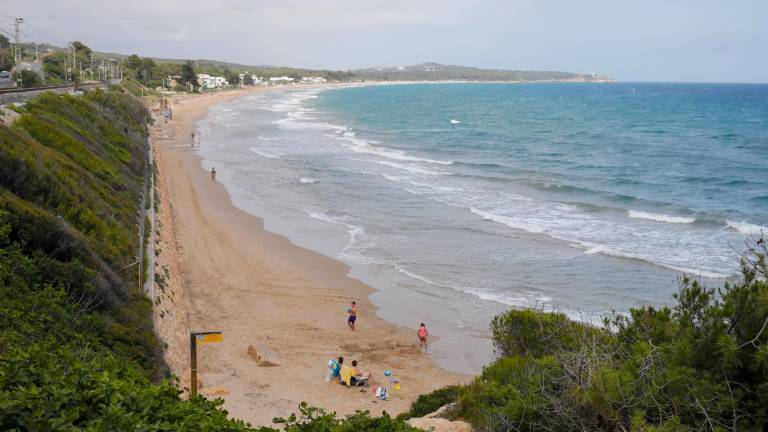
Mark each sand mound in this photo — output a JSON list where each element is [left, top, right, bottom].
[[247, 344, 281, 367], [205, 386, 230, 396]]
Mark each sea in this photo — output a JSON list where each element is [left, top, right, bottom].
[[196, 83, 768, 374]]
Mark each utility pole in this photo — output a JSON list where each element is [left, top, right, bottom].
[[13, 18, 23, 64], [71, 43, 76, 83]]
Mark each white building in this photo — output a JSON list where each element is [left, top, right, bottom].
[[300, 76, 327, 84], [238, 73, 263, 85], [269, 76, 295, 85], [197, 73, 229, 89]]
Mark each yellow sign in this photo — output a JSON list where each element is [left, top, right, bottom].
[[199, 333, 223, 343]]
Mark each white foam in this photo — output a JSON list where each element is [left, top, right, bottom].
[[466, 200, 735, 278], [665, 265, 731, 280], [397, 266, 552, 308], [372, 160, 444, 176], [628, 210, 695, 224], [307, 211, 366, 258], [470, 207, 546, 233], [450, 119, 462, 124], [585, 244, 609, 255], [333, 135, 453, 165], [726, 220, 766, 235], [397, 267, 440, 286], [249, 148, 281, 159], [299, 177, 318, 184]]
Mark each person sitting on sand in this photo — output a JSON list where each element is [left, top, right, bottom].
[[211, 166, 216, 181], [350, 360, 369, 378], [330, 356, 343, 378], [347, 301, 357, 331], [350, 360, 370, 386], [418, 322, 429, 351]]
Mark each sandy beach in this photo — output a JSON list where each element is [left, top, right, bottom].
[[148, 87, 466, 426]]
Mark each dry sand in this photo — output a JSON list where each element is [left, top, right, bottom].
[[148, 87, 467, 427]]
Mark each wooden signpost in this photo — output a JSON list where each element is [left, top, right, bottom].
[[190, 331, 223, 396]]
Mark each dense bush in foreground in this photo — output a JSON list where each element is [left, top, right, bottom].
[[405, 239, 768, 431]]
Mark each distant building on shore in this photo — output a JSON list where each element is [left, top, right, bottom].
[[197, 73, 229, 89], [269, 76, 295, 85], [300, 76, 327, 84], [239, 73, 264, 86]]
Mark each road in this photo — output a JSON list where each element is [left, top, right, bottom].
[[0, 75, 14, 89]]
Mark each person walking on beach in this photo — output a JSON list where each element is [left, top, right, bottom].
[[347, 301, 357, 331], [191, 131, 195, 147], [418, 322, 429, 351], [211, 166, 216, 181]]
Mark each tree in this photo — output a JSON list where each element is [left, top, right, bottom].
[[242, 74, 254, 86], [42, 52, 67, 81], [140, 57, 156, 82], [125, 54, 142, 71], [0, 35, 9, 49], [13, 70, 42, 88], [180, 60, 198, 89], [218, 67, 239, 86], [0, 49, 13, 71], [72, 41, 92, 57]]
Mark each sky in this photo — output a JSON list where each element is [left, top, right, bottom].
[[2, 0, 767, 82]]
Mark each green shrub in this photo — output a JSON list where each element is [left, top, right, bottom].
[[398, 385, 464, 420], [267, 402, 421, 432], [490, 308, 603, 357]]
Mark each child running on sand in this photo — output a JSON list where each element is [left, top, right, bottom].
[[347, 301, 357, 331], [418, 322, 428, 351]]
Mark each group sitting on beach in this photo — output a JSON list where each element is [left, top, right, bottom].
[[328, 356, 370, 387]]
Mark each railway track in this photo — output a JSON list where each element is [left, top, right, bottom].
[[0, 83, 104, 95]]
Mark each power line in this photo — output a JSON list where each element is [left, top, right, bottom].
[[24, 20, 62, 46]]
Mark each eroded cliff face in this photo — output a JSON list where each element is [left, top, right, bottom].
[[148, 110, 192, 389]]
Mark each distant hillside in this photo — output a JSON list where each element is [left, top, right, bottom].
[[352, 62, 613, 82], [92, 52, 611, 83], [25, 42, 611, 83]]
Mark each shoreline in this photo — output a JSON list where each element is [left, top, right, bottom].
[[149, 86, 467, 426]]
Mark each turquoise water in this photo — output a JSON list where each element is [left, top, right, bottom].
[[197, 83, 768, 373]]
